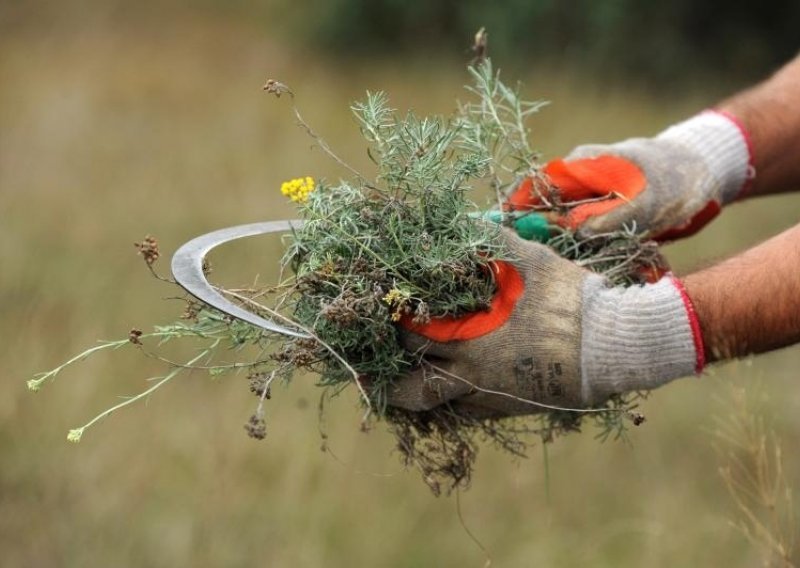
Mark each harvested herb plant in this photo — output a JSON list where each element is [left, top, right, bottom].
[[31, 58, 661, 494]]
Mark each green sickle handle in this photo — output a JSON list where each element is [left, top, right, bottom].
[[482, 210, 552, 242]]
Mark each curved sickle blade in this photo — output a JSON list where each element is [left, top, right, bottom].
[[171, 220, 311, 338]]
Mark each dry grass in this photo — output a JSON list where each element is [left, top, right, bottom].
[[3, 7, 800, 567], [713, 380, 797, 567]]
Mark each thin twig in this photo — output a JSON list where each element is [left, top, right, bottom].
[[222, 289, 373, 410], [67, 341, 219, 442], [138, 348, 272, 372], [289, 100, 370, 185], [427, 362, 624, 415], [456, 488, 493, 567]]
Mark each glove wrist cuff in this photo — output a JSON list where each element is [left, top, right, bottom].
[[657, 110, 754, 203], [580, 276, 703, 404]]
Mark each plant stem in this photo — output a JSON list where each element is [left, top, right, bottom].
[[69, 340, 219, 441]]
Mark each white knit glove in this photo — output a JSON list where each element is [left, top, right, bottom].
[[388, 230, 704, 417], [547, 111, 755, 240]]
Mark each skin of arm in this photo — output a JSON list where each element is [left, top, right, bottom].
[[684, 222, 800, 362], [720, 53, 800, 197]]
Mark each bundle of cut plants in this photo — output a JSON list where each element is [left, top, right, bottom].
[[31, 57, 664, 495]]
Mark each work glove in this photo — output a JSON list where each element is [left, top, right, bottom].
[[505, 111, 754, 241], [388, 229, 705, 418]]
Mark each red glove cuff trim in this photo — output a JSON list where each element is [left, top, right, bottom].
[[400, 260, 524, 342], [669, 275, 706, 374]]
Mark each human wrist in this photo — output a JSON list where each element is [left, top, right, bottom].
[[657, 111, 754, 203], [579, 276, 705, 404], [718, 55, 800, 196]]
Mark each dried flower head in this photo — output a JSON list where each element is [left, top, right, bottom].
[[181, 300, 200, 321], [262, 79, 292, 98], [128, 328, 143, 345], [134, 236, 160, 266], [247, 372, 272, 398], [244, 413, 267, 440]]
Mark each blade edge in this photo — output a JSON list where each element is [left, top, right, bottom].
[[170, 220, 310, 338]]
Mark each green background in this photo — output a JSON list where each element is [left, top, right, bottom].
[[2, 2, 799, 566]]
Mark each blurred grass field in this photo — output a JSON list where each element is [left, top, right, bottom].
[[2, 9, 799, 567]]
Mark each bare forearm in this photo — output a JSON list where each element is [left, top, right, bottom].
[[683, 223, 800, 362], [719, 53, 800, 197]]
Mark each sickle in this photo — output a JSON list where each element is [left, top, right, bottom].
[[170, 220, 311, 338]]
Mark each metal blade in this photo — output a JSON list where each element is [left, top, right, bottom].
[[171, 220, 311, 338]]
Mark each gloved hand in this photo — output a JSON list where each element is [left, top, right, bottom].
[[505, 111, 754, 241], [388, 229, 705, 418]]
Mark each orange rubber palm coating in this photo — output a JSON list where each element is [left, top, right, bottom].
[[400, 260, 524, 342], [505, 156, 647, 229], [544, 156, 648, 228]]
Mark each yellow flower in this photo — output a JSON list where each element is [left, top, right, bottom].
[[383, 287, 411, 322], [382, 288, 409, 306], [280, 176, 316, 203]]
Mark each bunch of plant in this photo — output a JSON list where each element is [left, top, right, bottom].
[[31, 54, 661, 494]]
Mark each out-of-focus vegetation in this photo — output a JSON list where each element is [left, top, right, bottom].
[[5, 0, 799, 86], [276, 0, 800, 84], [2, 2, 799, 566]]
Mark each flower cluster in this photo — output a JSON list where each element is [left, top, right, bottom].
[[134, 235, 160, 266], [280, 176, 316, 203], [382, 287, 412, 322]]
